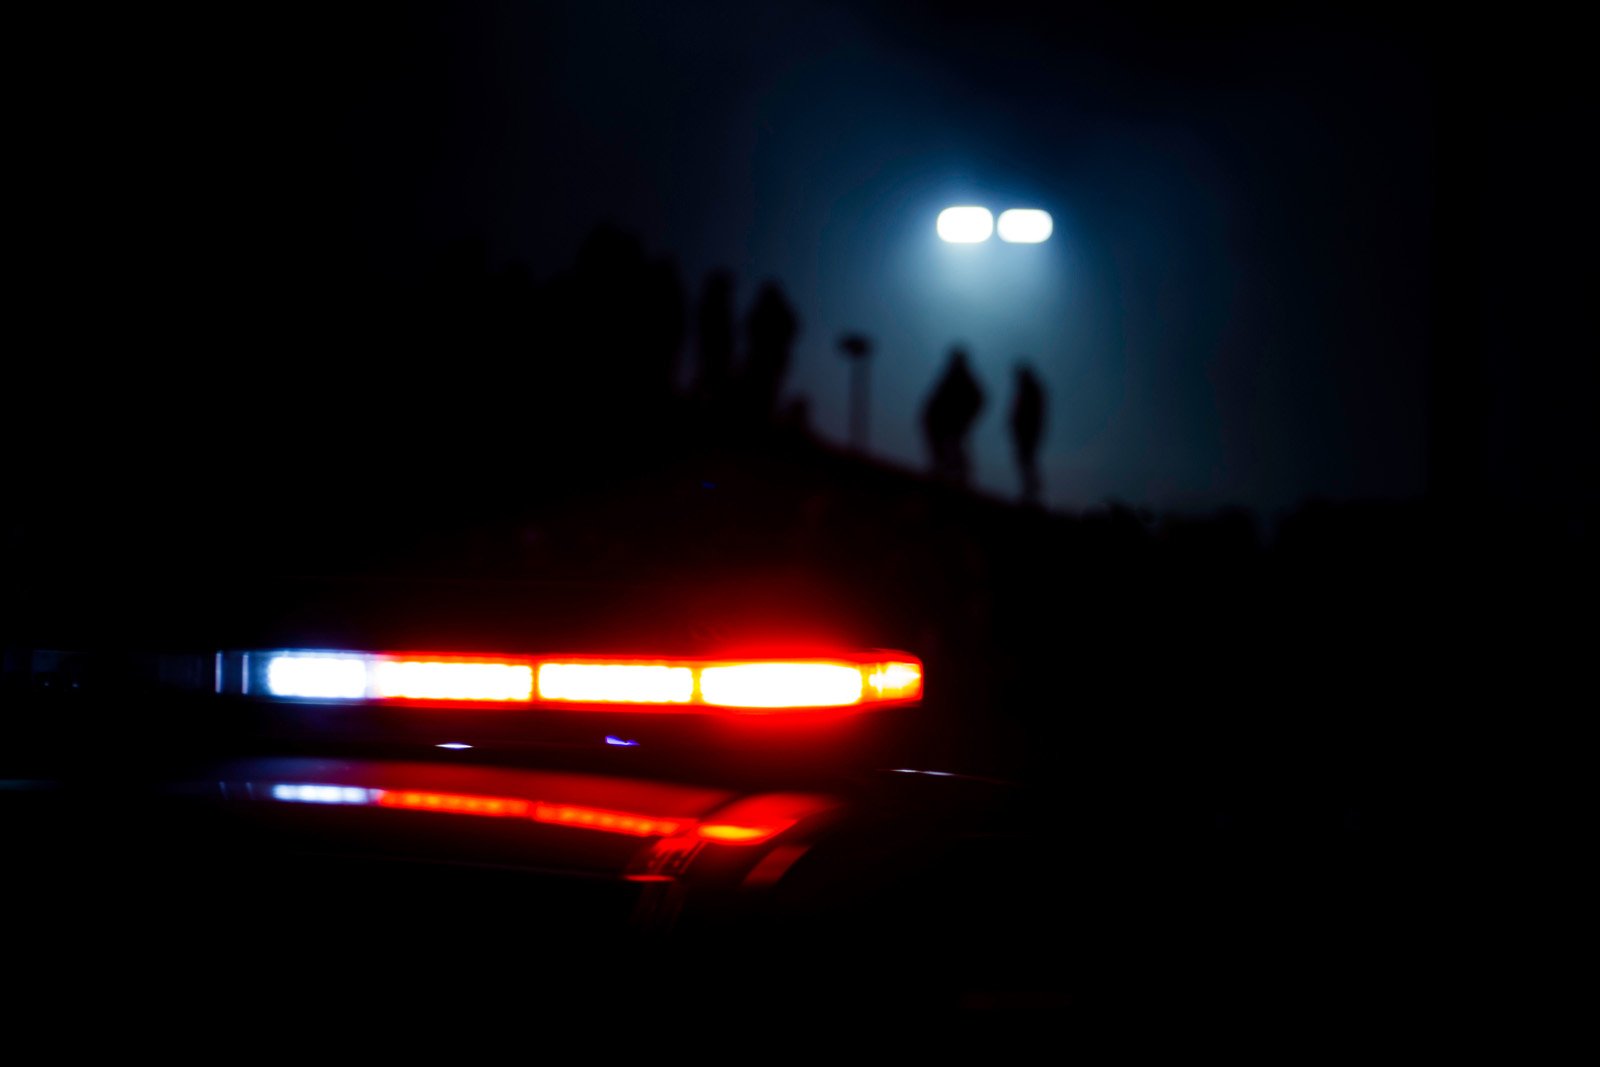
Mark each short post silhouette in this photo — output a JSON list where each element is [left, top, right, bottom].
[[837, 332, 874, 454]]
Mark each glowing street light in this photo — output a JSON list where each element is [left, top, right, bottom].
[[997, 209, 1053, 243], [937, 206, 994, 243], [938, 205, 1053, 244]]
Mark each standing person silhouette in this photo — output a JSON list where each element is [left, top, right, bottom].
[[743, 281, 799, 421], [1010, 362, 1046, 504], [921, 346, 985, 485]]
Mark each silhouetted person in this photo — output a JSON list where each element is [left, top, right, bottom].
[[696, 270, 736, 410], [922, 346, 985, 485], [743, 280, 799, 420], [1009, 362, 1046, 503]]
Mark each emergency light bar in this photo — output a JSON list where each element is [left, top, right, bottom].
[[249, 650, 922, 711]]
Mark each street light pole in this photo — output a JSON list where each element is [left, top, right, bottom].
[[837, 333, 874, 454]]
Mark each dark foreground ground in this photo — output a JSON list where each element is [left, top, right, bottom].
[[2, 428, 1570, 1038]]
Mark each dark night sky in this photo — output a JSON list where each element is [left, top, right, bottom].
[[18, 2, 1589, 526], [318, 1, 1437, 514]]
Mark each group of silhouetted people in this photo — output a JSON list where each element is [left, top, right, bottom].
[[690, 265, 1049, 501], [685, 255, 1048, 501], [922, 346, 1047, 503]]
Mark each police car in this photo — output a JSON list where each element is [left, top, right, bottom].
[[2, 572, 1079, 1020]]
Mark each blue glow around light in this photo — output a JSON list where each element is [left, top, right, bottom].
[[271, 783, 373, 804], [435, 742, 473, 750], [604, 735, 640, 747]]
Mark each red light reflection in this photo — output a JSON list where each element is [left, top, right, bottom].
[[531, 803, 684, 838], [373, 789, 681, 836], [272, 781, 831, 850], [697, 793, 835, 846], [375, 790, 530, 817]]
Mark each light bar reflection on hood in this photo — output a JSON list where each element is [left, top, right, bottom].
[[263, 782, 829, 846]]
